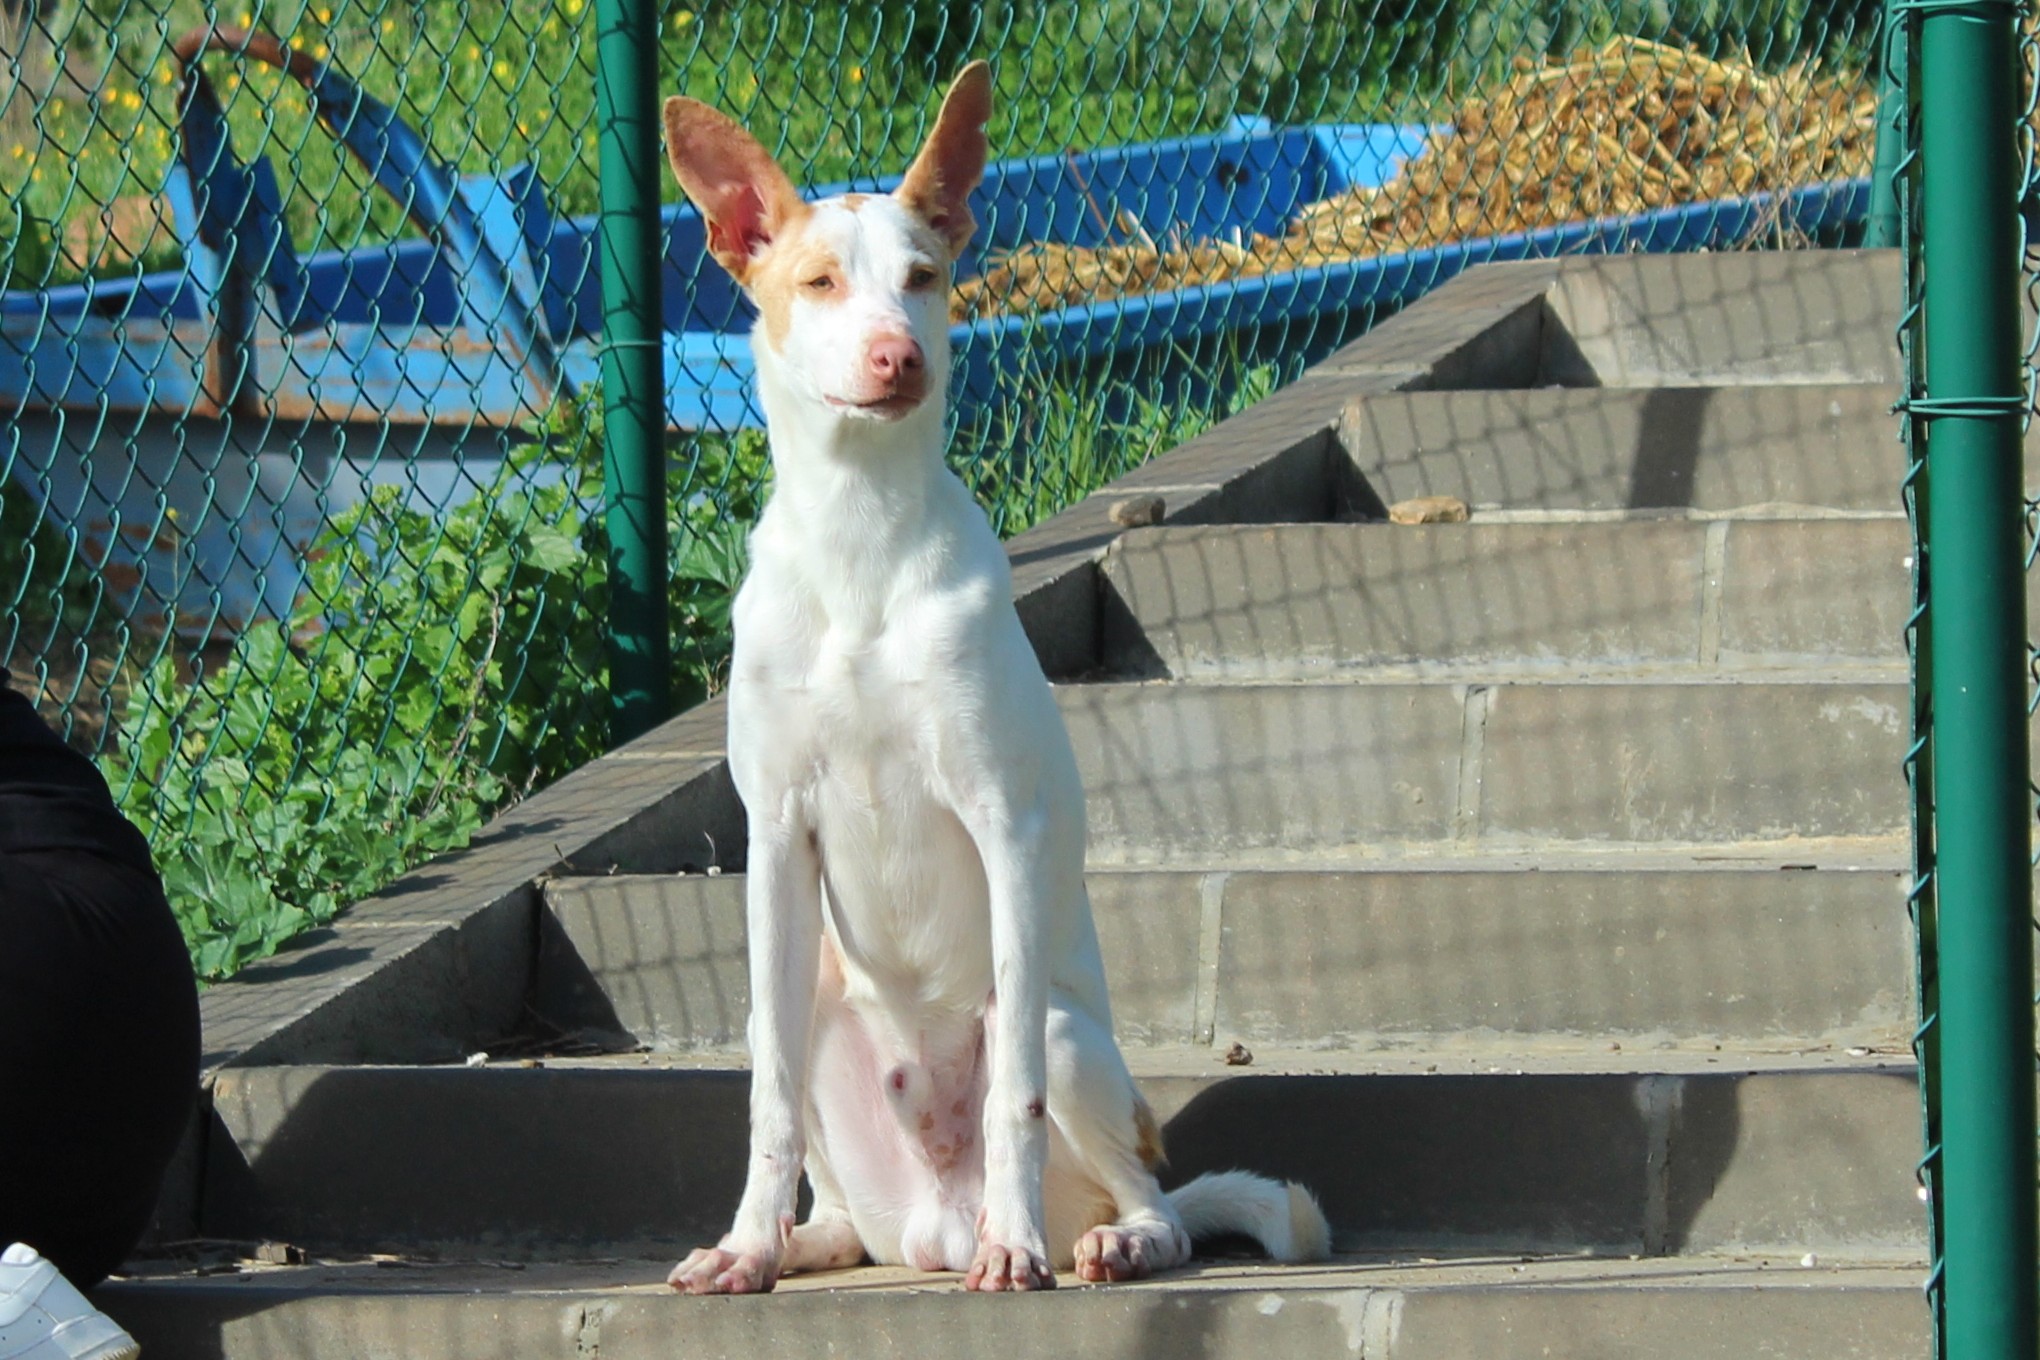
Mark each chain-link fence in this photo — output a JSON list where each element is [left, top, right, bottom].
[[1, 0, 1883, 979]]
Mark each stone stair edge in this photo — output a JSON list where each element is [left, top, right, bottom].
[[99, 1253, 1932, 1360], [535, 860, 1913, 1058], [186, 1059, 1926, 1265]]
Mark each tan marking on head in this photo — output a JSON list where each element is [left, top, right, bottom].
[[746, 225, 843, 351], [1133, 1095, 1166, 1171], [838, 193, 871, 213]]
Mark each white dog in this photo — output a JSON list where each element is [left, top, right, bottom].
[[662, 63, 1330, 1294]]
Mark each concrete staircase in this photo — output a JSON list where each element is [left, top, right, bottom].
[[106, 250, 1933, 1358]]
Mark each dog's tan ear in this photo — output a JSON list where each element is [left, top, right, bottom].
[[897, 61, 992, 256], [663, 95, 806, 283]]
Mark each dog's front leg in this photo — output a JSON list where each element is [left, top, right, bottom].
[[962, 798, 1058, 1292], [669, 811, 823, 1294]]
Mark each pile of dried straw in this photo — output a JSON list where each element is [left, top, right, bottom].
[[950, 37, 1877, 322]]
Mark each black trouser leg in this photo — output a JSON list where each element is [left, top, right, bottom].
[[0, 844, 200, 1287]]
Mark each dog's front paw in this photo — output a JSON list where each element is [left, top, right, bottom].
[[668, 1243, 782, 1295], [963, 1238, 1056, 1292]]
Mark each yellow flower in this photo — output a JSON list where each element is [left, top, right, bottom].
[[8, 145, 23, 158], [673, 9, 692, 25], [849, 66, 863, 83], [315, 6, 331, 20], [516, 120, 528, 135], [564, 0, 583, 16], [493, 59, 510, 79], [381, 16, 394, 31], [313, 41, 328, 58]]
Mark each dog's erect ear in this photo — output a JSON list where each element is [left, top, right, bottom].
[[897, 61, 992, 256], [663, 95, 805, 282]]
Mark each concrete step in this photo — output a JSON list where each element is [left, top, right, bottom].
[[1100, 517, 1911, 681], [534, 859, 1911, 1055], [1054, 679, 1905, 864], [1334, 383, 1931, 516], [101, 1254, 1929, 1360], [1538, 249, 1904, 387], [194, 1051, 1922, 1263]]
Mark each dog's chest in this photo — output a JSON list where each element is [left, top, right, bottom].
[[735, 580, 998, 993], [795, 613, 944, 771]]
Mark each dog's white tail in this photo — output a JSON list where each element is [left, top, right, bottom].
[[1166, 1171, 1332, 1263]]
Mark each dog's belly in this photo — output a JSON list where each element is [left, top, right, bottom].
[[809, 978, 990, 1270]]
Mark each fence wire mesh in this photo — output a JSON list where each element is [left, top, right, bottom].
[[1, 0, 1882, 979]]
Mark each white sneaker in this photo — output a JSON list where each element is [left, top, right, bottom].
[[0, 1245, 138, 1360]]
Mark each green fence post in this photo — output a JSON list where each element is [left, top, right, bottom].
[[1866, 0, 1907, 248], [1919, 0, 2038, 1354], [596, 0, 671, 745]]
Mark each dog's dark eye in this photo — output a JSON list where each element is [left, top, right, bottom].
[[906, 266, 939, 290], [804, 275, 835, 293]]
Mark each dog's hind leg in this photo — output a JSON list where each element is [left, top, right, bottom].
[[1041, 999, 1193, 1284]]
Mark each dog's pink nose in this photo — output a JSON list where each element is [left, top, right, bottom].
[[867, 335, 925, 387]]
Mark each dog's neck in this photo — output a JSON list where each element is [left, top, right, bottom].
[[754, 359, 963, 610]]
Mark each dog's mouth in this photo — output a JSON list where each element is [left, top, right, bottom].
[[825, 392, 926, 419]]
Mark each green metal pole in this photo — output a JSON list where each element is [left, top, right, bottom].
[[1920, 0, 2037, 1355], [1865, 0, 1907, 248], [596, 0, 670, 744]]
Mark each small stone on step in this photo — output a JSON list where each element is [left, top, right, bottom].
[[1388, 495, 1470, 525], [1223, 1041, 1254, 1066], [250, 1241, 303, 1266], [1110, 496, 1166, 528]]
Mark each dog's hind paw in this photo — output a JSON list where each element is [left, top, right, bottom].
[[963, 1239, 1056, 1292], [668, 1244, 782, 1294], [1073, 1222, 1191, 1283]]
